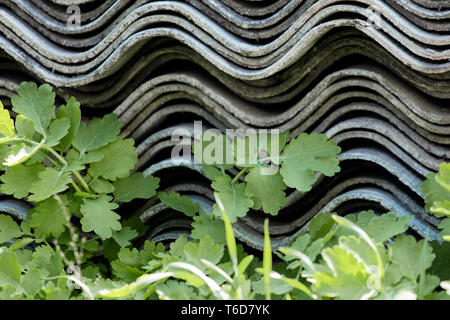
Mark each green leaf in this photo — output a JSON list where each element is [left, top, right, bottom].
[[0, 248, 23, 293], [25, 152, 45, 165], [252, 273, 293, 296], [429, 241, 450, 280], [0, 215, 23, 243], [351, 211, 411, 243], [15, 115, 34, 139], [66, 149, 103, 171], [28, 167, 72, 202], [0, 145, 9, 170], [287, 234, 310, 254], [312, 246, 373, 299], [42, 283, 71, 300], [280, 234, 324, 270], [158, 191, 199, 217], [9, 238, 34, 250], [111, 242, 165, 281], [183, 236, 224, 271], [82, 265, 100, 280], [338, 235, 383, 270], [191, 211, 226, 244], [114, 173, 159, 202], [430, 201, 450, 216], [90, 178, 115, 194], [29, 245, 64, 278], [0, 163, 45, 198], [435, 163, 450, 192], [214, 191, 238, 274], [0, 101, 14, 137], [3, 143, 41, 167], [263, 219, 272, 300], [279, 133, 340, 191], [80, 195, 121, 240], [0, 285, 18, 300], [168, 236, 189, 258], [73, 113, 121, 156], [122, 216, 149, 238], [156, 280, 200, 300], [11, 82, 55, 136], [202, 166, 222, 180], [30, 245, 52, 266], [55, 97, 81, 152], [88, 137, 138, 181], [422, 274, 440, 297], [389, 235, 435, 281], [142, 241, 166, 265], [112, 227, 138, 247], [438, 218, 450, 239], [245, 167, 286, 215], [421, 172, 450, 216], [271, 273, 313, 298], [29, 197, 69, 238], [45, 118, 70, 147], [308, 212, 336, 241], [21, 269, 43, 297], [211, 174, 253, 223]]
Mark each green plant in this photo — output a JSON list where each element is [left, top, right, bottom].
[[0, 82, 159, 299], [157, 127, 341, 244], [188, 129, 341, 221], [421, 163, 450, 294], [422, 163, 450, 240]]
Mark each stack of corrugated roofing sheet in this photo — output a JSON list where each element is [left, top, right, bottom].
[[0, 0, 449, 249]]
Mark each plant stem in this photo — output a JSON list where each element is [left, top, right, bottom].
[[71, 181, 82, 193], [41, 145, 91, 193], [4, 137, 93, 195], [41, 145, 67, 167], [231, 167, 248, 184], [39, 150, 60, 168], [73, 171, 91, 193]]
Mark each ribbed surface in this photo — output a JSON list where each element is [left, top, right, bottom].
[[0, 0, 449, 249]]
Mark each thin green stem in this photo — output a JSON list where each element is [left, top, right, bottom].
[[3, 136, 93, 195], [231, 167, 248, 185], [0, 137, 92, 193], [39, 150, 60, 168], [73, 171, 91, 193], [41, 145, 67, 167], [71, 181, 82, 193], [295, 266, 303, 281], [0, 137, 31, 145], [41, 145, 91, 193]]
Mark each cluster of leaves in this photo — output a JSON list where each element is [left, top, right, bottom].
[[0, 82, 159, 244], [421, 163, 450, 240], [0, 82, 162, 298], [2, 197, 450, 300], [276, 211, 448, 300], [421, 163, 450, 294], [81, 205, 450, 300], [93, 140, 450, 300], [157, 129, 341, 246], [184, 129, 341, 222], [0, 191, 261, 300]]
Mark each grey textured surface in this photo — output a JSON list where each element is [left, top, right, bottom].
[[0, 0, 449, 250]]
